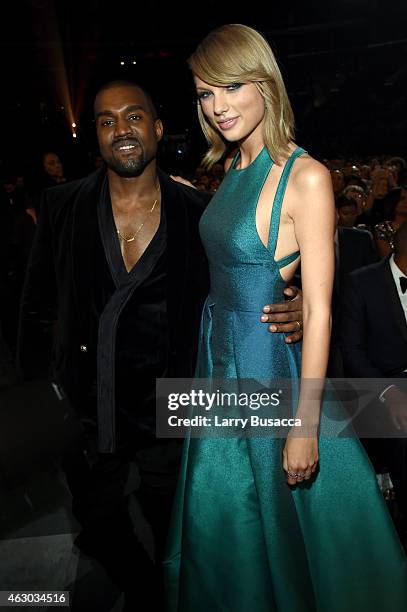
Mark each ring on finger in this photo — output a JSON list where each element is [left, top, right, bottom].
[[287, 470, 306, 478], [294, 320, 302, 332]]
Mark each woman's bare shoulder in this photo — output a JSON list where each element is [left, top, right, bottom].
[[285, 150, 334, 218], [291, 153, 331, 190]]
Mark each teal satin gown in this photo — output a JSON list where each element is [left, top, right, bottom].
[[164, 147, 407, 611]]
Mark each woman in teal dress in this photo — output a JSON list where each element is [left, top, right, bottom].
[[164, 24, 407, 611]]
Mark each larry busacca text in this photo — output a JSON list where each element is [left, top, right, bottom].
[[167, 414, 302, 429]]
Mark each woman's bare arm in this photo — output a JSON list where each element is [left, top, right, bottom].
[[292, 160, 335, 381], [283, 159, 335, 484]]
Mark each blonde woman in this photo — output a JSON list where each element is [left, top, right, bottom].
[[165, 24, 407, 611]]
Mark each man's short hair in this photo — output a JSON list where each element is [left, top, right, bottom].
[[344, 176, 366, 190], [336, 195, 357, 210], [343, 185, 365, 197], [94, 80, 158, 119], [393, 220, 407, 256]]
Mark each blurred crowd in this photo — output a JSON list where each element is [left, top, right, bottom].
[[327, 156, 407, 256]]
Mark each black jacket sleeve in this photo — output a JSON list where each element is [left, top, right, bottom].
[[341, 273, 384, 377], [361, 231, 380, 267]]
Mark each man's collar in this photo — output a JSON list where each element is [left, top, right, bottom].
[[390, 254, 407, 280]]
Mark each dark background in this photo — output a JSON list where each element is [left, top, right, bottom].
[[1, 0, 406, 177]]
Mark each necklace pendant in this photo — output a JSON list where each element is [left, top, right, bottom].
[[115, 192, 159, 245], [116, 229, 137, 243]]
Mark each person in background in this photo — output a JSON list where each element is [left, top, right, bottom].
[[41, 152, 67, 187], [388, 157, 407, 186], [28, 152, 68, 216], [360, 164, 372, 183], [342, 221, 407, 536], [342, 184, 370, 227], [330, 168, 345, 199], [330, 204, 379, 376], [367, 170, 394, 226], [374, 187, 407, 257], [336, 194, 359, 228]]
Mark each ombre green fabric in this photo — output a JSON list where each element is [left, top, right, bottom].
[[164, 147, 407, 611]]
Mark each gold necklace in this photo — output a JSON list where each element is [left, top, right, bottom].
[[116, 185, 160, 244]]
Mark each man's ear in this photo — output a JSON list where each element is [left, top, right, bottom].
[[155, 118, 164, 143]]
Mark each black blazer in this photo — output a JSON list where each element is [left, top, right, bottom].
[[341, 257, 407, 377], [291, 227, 378, 292], [337, 226, 378, 282], [18, 168, 210, 408]]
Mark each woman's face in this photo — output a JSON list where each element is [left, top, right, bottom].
[[330, 170, 345, 193], [360, 165, 371, 180], [347, 189, 366, 214], [43, 153, 63, 178], [194, 77, 265, 146], [375, 177, 389, 198], [338, 204, 358, 228]]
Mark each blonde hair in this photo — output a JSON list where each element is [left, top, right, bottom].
[[188, 24, 295, 168]]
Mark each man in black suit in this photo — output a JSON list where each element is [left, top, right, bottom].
[[335, 225, 378, 282], [341, 221, 407, 522], [19, 80, 303, 610], [328, 221, 378, 375]]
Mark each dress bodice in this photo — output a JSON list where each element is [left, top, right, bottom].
[[199, 146, 305, 312]]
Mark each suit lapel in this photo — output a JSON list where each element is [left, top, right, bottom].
[[382, 258, 407, 345]]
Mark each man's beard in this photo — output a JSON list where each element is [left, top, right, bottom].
[[106, 141, 147, 177]]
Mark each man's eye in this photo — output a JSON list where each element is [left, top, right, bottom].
[[101, 120, 114, 127], [129, 114, 142, 120]]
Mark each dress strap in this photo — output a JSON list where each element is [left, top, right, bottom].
[[268, 146, 306, 257], [276, 250, 300, 269], [229, 148, 242, 170]]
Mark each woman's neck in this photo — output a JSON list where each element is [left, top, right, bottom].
[[237, 141, 264, 169]]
